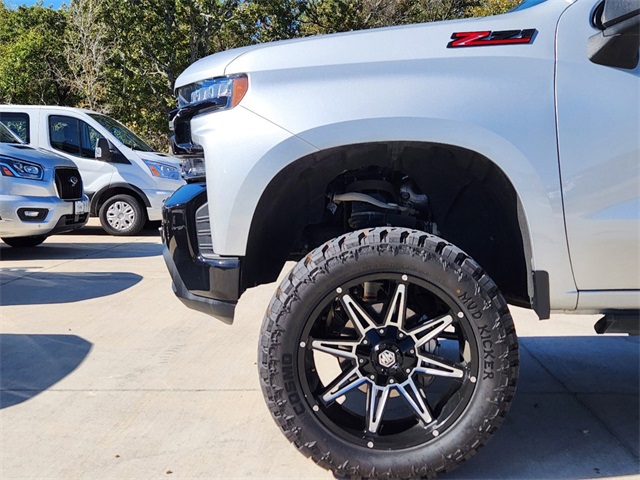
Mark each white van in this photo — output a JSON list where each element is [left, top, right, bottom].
[[0, 106, 185, 235]]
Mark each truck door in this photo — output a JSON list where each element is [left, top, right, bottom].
[[555, 0, 639, 308], [46, 114, 114, 196]]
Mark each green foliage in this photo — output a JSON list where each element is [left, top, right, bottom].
[[301, 0, 475, 34], [466, 0, 520, 16], [0, 0, 522, 151], [0, 1, 71, 104]]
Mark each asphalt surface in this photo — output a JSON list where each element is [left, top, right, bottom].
[[1, 220, 638, 480]]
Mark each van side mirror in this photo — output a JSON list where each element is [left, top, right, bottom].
[[588, 0, 640, 69], [95, 137, 112, 161]]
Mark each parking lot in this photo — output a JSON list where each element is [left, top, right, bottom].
[[1, 220, 638, 480]]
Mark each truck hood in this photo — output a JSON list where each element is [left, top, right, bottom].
[[175, 1, 566, 89], [175, 17, 476, 88], [0, 143, 78, 169]]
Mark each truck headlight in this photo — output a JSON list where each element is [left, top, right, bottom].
[[0, 159, 44, 180], [143, 160, 181, 180], [176, 74, 248, 110], [181, 157, 206, 182]]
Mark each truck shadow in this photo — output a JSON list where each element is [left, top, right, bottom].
[[63, 222, 162, 237], [446, 335, 639, 479], [0, 241, 162, 260], [0, 270, 143, 305], [0, 334, 92, 409]]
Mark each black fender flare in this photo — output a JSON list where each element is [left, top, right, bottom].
[[89, 183, 151, 216]]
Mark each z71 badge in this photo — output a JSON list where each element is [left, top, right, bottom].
[[447, 29, 537, 48]]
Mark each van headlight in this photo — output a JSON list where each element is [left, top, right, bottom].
[[0, 159, 44, 180], [176, 74, 248, 110], [143, 160, 181, 180]]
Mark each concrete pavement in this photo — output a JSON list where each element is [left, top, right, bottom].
[[0, 220, 638, 479]]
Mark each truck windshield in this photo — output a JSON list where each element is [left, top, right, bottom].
[[88, 113, 154, 152], [0, 122, 23, 144]]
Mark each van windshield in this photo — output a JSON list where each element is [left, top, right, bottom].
[[0, 122, 23, 144], [88, 113, 154, 152]]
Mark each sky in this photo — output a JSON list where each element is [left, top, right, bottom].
[[7, 0, 66, 9]]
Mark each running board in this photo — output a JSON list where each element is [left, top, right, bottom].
[[594, 313, 639, 335]]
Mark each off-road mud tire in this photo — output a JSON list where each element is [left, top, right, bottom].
[[259, 227, 519, 479]]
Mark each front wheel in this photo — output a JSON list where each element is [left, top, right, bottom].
[[2, 235, 47, 248], [259, 228, 518, 479], [99, 194, 145, 236]]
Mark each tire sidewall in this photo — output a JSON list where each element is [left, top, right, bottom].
[[262, 234, 514, 477]]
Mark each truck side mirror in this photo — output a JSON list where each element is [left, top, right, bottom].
[[588, 0, 640, 69], [95, 137, 113, 161]]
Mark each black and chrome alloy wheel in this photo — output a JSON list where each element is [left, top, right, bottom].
[[260, 228, 519, 479], [299, 273, 478, 450]]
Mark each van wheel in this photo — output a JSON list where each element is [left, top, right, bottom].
[[99, 194, 145, 236], [1, 235, 47, 247], [259, 227, 519, 479]]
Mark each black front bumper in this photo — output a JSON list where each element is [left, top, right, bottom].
[[161, 183, 241, 324]]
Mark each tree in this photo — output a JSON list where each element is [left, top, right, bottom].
[[62, 0, 111, 110], [0, 1, 71, 104]]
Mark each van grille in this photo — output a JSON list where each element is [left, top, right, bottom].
[[54, 168, 83, 200]]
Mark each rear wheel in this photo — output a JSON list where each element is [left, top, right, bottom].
[[1, 235, 47, 248], [99, 194, 145, 236], [259, 227, 518, 479]]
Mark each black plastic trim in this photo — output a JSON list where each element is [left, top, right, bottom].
[[532, 270, 550, 319], [89, 182, 151, 215], [163, 248, 236, 324], [594, 312, 639, 335], [161, 182, 241, 323], [48, 212, 89, 235]]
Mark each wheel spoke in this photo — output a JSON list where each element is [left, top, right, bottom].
[[409, 314, 454, 348], [340, 293, 377, 336], [321, 365, 366, 403], [415, 353, 465, 379], [310, 338, 359, 361], [382, 282, 407, 328], [398, 378, 434, 425], [366, 383, 391, 434]]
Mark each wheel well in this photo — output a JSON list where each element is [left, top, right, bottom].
[[91, 186, 149, 221], [242, 142, 530, 307]]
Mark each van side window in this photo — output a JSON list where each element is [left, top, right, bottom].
[[0, 113, 30, 143], [49, 115, 103, 159]]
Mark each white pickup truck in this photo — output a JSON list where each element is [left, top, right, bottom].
[[161, 0, 639, 477]]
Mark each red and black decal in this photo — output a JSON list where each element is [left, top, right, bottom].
[[447, 29, 537, 48]]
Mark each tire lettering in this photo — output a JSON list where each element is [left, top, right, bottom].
[[458, 292, 483, 319], [281, 353, 305, 415], [478, 324, 495, 380]]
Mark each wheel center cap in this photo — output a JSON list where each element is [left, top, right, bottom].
[[377, 350, 397, 368]]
